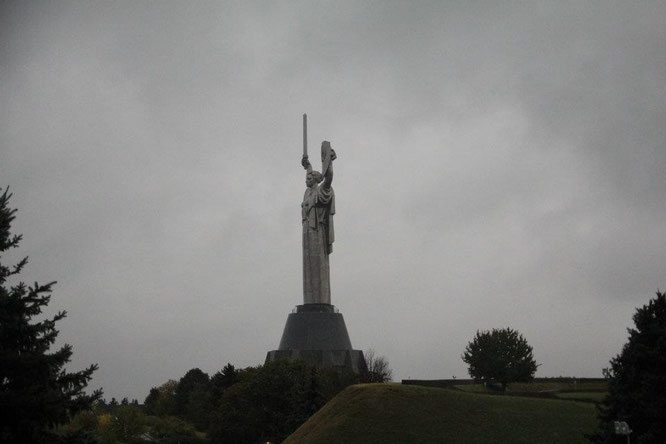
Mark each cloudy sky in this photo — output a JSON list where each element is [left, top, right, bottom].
[[2, 1, 665, 400]]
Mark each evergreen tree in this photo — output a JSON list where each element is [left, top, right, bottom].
[[594, 291, 666, 443], [143, 387, 161, 415], [209, 363, 238, 401], [0, 187, 101, 443]]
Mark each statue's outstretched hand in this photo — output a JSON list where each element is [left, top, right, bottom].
[[301, 155, 310, 169]]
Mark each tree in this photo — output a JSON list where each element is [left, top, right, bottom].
[[143, 380, 178, 417], [0, 188, 101, 443], [173, 368, 211, 430], [183, 383, 212, 430], [143, 388, 160, 416], [174, 368, 209, 417], [361, 349, 393, 383], [209, 360, 349, 444], [461, 327, 538, 391], [149, 415, 199, 442], [594, 291, 666, 443], [209, 363, 238, 400], [101, 405, 145, 444]]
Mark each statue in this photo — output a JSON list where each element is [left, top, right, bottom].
[[300, 116, 337, 305], [264, 114, 366, 374]]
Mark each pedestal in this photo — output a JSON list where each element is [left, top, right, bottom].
[[265, 303, 366, 373]]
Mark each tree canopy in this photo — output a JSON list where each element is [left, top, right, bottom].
[[595, 291, 666, 443], [208, 359, 357, 443], [461, 327, 538, 390], [0, 187, 100, 443]]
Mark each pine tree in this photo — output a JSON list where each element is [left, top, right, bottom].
[[594, 291, 666, 443], [0, 187, 101, 443]]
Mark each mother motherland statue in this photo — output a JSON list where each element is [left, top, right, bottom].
[[301, 140, 336, 305], [265, 114, 365, 374]]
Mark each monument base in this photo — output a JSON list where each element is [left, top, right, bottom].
[[265, 303, 367, 374]]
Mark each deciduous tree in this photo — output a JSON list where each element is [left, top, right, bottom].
[[174, 368, 209, 417], [461, 327, 538, 391], [361, 349, 393, 383], [144, 380, 178, 417], [209, 360, 343, 444]]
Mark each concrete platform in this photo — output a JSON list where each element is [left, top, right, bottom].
[[265, 303, 366, 373]]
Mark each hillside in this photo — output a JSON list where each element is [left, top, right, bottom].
[[285, 383, 598, 443]]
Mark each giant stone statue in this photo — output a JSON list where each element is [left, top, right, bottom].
[[265, 115, 366, 373], [301, 141, 336, 305]]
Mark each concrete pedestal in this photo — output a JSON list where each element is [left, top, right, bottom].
[[265, 303, 366, 373]]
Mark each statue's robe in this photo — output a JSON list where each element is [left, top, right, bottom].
[[302, 183, 335, 305]]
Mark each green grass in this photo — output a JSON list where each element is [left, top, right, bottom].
[[285, 383, 599, 444], [555, 392, 607, 402]]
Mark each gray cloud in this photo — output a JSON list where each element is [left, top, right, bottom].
[[2, 0, 665, 399]]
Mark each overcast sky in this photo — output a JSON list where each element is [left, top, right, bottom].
[[2, 1, 665, 401]]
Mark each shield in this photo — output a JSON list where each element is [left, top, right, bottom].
[[321, 141, 333, 176]]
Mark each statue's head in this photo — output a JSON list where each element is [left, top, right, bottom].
[[306, 170, 323, 188]]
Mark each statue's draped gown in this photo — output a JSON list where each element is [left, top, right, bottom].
[[302, 183, 335, 304]]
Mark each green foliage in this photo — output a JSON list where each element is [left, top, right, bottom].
[[285, 383, 598, 443], [109, 405, 145, 443], [594, 291, 666, 443], [183, 383, 212, 430], [144, 379, 178, 417], [208, 360, 354, 444], [145, 361, 356, 442], [174, 368, 210, 429], [146, 364, 240, 433], [60, 410, 98, 434], [174, 368, 209, 415], [0, 187, 101, 443], [143, 388, 160, 416], [93, 405, 146, 444], [146, 415, 197, 439], [56, 410, 98, 443], [462, 327, 538, 391], [315, 366, 359, 402], [209, 363, 238, 400]]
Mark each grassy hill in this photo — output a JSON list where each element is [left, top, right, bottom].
[[285, 383, 599, 444]]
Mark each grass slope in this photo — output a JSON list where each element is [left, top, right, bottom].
[[285, 383, 598, 444]]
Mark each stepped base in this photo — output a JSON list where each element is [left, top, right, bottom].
[[265, 304, 366, 373]]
